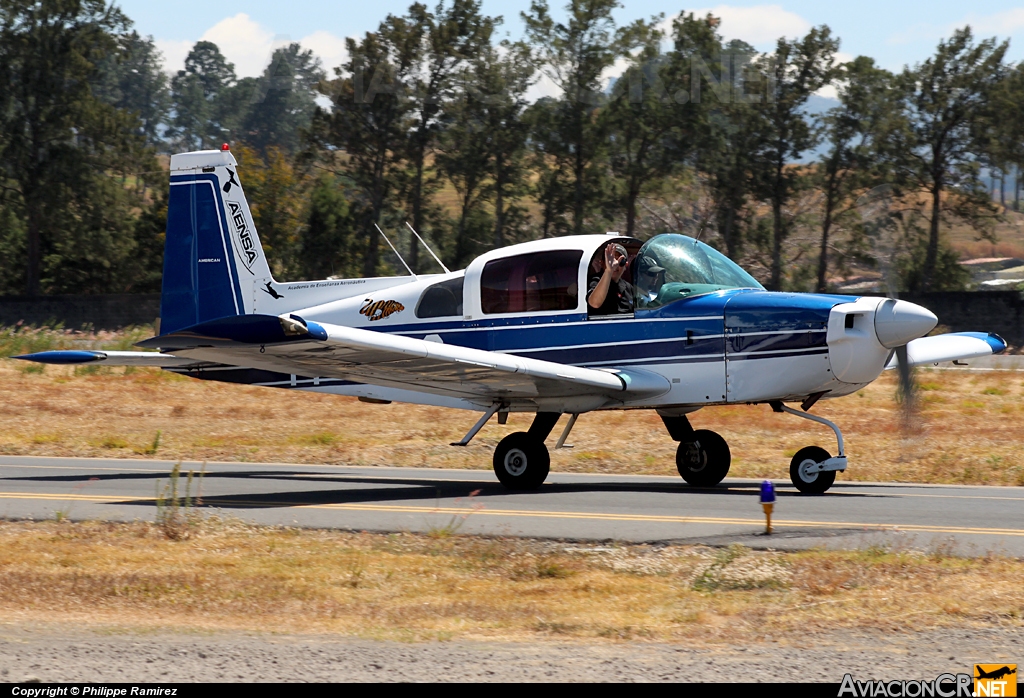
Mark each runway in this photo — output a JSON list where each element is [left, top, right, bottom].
[[1, 455, 1022, 554]]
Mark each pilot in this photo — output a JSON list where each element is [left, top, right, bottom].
[[587, 242, 633, 315], [637, 255, 666, 307]]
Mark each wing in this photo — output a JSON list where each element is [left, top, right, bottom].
[[884, 332, 1007, 369], [127, 314, 669, 406]]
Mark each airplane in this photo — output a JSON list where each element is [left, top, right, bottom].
[[975, 667, 1016, 681], [16, 146, 1008, 494]]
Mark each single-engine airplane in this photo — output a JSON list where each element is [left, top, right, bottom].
[[17, 146, 1008, 494]]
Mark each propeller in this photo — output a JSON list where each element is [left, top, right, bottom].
[[894, 344, 917, 431], [856, 186, 930, 432], [874, 298, 936, 432]]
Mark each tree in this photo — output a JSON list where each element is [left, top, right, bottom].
[[311, 13, 420, 276], [750, 26, 839, 290], [985, 59, 1024, 213], [168, 41, 238, 150], [0, 0, 147, 295], [92, 30, 170, 148], [435, 75, 494, 266], [603, 11, 734, 239], [403, 0, 494, 271], [242, 43, 326, 155], [603, 25, 671, 237], [436, 40, 534, 265], [235, 144, 308, 278], [693, 35, 766, 260], [893, 28, 1007, 290], [301, 174, 358, 280], [477, 42, 535, 249], [813, 56, 897, 291], [523, 0, 655, 235], [525, 97, 574, 238]]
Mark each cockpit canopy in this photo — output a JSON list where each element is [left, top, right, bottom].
[[634, 234, 764, 309]]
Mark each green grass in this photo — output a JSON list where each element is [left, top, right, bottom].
[[0, 323, 156, 358]]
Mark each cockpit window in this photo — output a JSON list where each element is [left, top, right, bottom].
[[634, 234, 763, 309], [481, 250, 583, 314], [416, 276, 464, 318]]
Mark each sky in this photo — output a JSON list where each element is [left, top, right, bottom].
[[115, 0, 1024, 94]]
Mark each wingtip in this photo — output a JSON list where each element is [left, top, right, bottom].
[[12, 350, 105, 364], [986, 333, 1008, 355]]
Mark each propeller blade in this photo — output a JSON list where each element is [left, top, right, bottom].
[[894, 344, 919, 430]]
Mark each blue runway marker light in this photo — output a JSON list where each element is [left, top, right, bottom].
[[760, 480, 775, 534]]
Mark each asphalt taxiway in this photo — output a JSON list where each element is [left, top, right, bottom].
[[1, 455, 1021, 554]]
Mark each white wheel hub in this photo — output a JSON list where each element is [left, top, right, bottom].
[[798, 459, 820, 483], [504, 448, 528, 476]]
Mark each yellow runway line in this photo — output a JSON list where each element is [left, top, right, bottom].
[[310, 502, 1024, 537], [0, 492, 148, 502], [1, 492, 1022, 538]]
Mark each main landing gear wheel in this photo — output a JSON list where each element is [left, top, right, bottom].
[[676, 429, 731, 487], [789, 446, 836, 494], [493, 432, 550, 490]]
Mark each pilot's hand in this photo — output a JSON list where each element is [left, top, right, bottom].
[[604, 246, 625, 273]]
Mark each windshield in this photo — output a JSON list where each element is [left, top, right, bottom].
[[634, 234, 763, 309]]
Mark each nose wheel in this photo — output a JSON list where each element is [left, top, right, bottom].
[[772, 402, 847, 494], [789, 446, 836, 494]]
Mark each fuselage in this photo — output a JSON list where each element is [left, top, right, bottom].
[[175, 234, 931, 414]]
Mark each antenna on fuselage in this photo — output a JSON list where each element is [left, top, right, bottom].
[[405, 222, 451, 274], [374, 223, 417, 278]]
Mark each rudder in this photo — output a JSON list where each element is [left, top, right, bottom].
[[160, 147, 272, 334]]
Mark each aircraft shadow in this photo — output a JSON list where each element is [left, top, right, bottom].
[[2, 469, 870, 498], [4, 469, 873, 508], [64, 475, 867, 511]]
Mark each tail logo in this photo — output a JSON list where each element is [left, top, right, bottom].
[[360, 298, 405, 322], [262, 281, 284, 299], [226, 201, 258, 274], [223, 169, 239, 193]]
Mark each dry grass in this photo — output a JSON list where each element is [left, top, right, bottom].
[[0, 520, 1020, 642], [948, 209, 1024, 261], [2, 359, 1023, 487]]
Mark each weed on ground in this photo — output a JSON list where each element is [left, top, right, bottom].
[[0, 521, 1020, 643]]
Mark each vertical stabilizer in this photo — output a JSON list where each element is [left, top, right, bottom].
[[160, 148, 272, 334]]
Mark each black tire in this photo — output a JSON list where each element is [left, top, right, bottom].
[[493, 432, 550, 490], [789, 446, 837, 494], [676, 429, 731, 487]]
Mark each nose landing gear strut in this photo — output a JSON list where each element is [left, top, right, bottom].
[[770, 400, 847, 494]]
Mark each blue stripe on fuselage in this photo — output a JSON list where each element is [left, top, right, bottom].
[[370, 289, 845, 365], [176, 290, 855, 390]]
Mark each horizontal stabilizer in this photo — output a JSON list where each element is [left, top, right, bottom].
[[136, 313, 327, 350], [13, 350, 202, 367], [885, 332, 1007, 369]]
